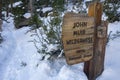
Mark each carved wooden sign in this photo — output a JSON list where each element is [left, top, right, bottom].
[[62, 12, 95, 65]]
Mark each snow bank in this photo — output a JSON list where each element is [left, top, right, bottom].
[[0, 11, 120, 80], [11, 1, 22, 8], [0, 18, 16, 80], [0, 18, 87, 80], [108, 21, 120, 34], [23, 13, 31, 19], [42, 7, 53, 13], [97, 22, 120, 80]]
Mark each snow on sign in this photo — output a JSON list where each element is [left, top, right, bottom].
[[62, 12, 95, 65]]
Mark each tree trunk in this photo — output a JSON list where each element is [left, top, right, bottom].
[[10, 0, 13, 13], [0, 0, 2, 31], [29, 0, 34, 16]]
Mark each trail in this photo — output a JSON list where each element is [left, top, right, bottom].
[[0, 19, 16, 80]]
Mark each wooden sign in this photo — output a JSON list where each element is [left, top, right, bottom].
[[62, 12, 95, 65]]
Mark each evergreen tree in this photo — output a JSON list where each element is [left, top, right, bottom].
[[103, 0, 120, 22], [30, 0, 65, 60]]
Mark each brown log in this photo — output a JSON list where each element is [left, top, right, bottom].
[[84, 2, 108, 80]]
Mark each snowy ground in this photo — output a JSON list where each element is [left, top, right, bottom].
[[0, 18, 120, 80]]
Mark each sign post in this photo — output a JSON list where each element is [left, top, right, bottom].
[[62, 2, 108, 80], [84, 2, 108, 80]]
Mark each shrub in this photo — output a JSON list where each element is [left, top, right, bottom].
[[103, 0, 120, 22]]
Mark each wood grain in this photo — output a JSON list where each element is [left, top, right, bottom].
[[84, 2, 108, 80], [62, 12, 95, 65]]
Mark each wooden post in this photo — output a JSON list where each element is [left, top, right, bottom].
[[84, 2, 108, 80]]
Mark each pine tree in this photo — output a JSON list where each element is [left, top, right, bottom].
[[29, 0, 65, 60], [103, 0, 120, 22]]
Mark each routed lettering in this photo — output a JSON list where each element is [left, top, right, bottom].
[[69, 55, 82, 60], [76, 50, 85, 53], [66, 37, 93, 45], [73, 22, 87, 29], [83, 54, 92, 57], [73, 30, 85, 35]]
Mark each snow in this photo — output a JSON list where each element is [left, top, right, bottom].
[[96, 22, 120, 80], [12, 1, 22, 8], [102, 13, 108, 21], [47, 44, 58, 52], [36, 9, 40, 12], [0, 9, 120, 80], [0, 18, 120, 80], [42, 7, 53, 13], [23, 13, 31, 19], [108, 21, 120, 34], [117, 8, 120, 12], [0, 18, 87, 80], [97, 35, 120, 80]]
